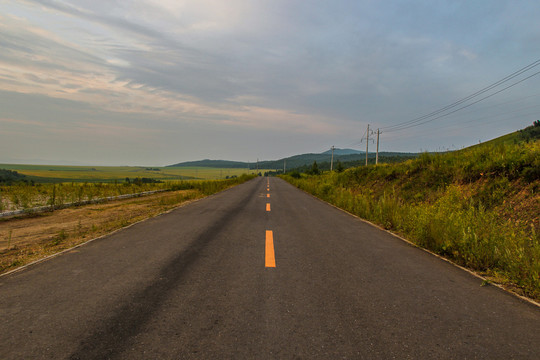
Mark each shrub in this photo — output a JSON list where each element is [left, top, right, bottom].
[[289, 171, 301, 179]]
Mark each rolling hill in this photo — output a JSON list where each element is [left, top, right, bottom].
[[167, 149, 418, 170]]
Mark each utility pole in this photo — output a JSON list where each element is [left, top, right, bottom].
[[375, 128, 380, 165], [283, 159, 286, 174], [330, 145, 335, 171], [365, 124, 370, 166], [256, 158, 259, 175]]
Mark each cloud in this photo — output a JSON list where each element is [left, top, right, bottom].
[[0, 4, 349, 138], [0, 117, 46, 127], [1, 0, 539, 164]]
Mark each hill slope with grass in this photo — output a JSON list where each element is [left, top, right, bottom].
[[282, 123, 540, 300]]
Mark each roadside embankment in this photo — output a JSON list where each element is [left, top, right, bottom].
[[282, 138, 539, 300]]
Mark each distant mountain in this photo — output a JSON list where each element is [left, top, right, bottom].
[[321, 148, 362, 155], [167, 150, 418, 171], [259, 151, 418, 171]]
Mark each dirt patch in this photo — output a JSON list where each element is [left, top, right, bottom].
[[498, 181, 540, 231], [0, 190, 202, 274]]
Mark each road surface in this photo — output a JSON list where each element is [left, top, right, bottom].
[[1, 177, 539, 359]]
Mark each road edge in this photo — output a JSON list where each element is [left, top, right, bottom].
[[278, 178, 540, 309], [0, 180, 252, 279]]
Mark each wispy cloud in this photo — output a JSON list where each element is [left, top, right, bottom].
[[1, 0, 539, 164]]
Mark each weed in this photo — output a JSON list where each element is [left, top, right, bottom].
[[50, 229, 67, 246]]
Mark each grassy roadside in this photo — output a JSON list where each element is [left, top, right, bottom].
[[281, 135, 539, 300], [0, 175, 255, 275]]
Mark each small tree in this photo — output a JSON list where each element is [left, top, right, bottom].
[[336, 160, 344, 173], [289, 171, 301, 179], [310, 161, 320, 175]]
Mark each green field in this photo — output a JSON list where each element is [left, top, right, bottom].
[[0, 164, 261, 183]]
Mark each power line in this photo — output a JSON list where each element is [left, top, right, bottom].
[[381, 58, 540, 132], [384, 69, 540, 132], [381, 58, 540, 130], [379, 92, 540, 141], [315, 60, 540, 156]]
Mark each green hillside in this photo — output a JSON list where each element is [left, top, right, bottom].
[[260, 151, 417, 170], [282, 123, 540, 300], [168, 150, 417, 171]]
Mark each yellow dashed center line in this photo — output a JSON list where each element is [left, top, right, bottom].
[[265, 230, 276, 267], [265, 180, 275, 268]]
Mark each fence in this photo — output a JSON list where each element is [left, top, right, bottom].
[[0, 190, 167, 218]]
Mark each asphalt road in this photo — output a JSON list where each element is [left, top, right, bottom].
[[1, 177, 539, 359]]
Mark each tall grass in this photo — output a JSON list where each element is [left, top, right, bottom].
[[0, 182, 167, 212], [283, 140, 540, 299], [0, 174, 256, 213]]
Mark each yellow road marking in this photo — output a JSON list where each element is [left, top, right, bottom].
[[266, 203, 271, 211], [267, 194, 270, 198], [265, 230, 276, 267]]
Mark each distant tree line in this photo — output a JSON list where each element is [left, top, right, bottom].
[[263, 170, 283, 177], [124, 177, 163, 185], [286, 154, 417, 175], [0, 169, 34, 185], [519, 120, 540, 142]]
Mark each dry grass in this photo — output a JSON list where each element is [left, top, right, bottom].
[[0, 189, 201, 274]]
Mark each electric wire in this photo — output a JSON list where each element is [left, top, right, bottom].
[[319, 60, 540, 154], [383, 69, 540, 132], [380, 58, 540, 132]]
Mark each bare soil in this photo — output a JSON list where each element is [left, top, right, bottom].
[[0, 189, 201, 274]]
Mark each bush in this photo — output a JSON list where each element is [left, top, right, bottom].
[[289, 171, 301, 179]]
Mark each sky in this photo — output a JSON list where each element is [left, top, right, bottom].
[[1, 0, 540, 166]]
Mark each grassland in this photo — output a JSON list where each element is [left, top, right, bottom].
[[0, 164, 261, 183], [282, 127, 540, 300], [0, 182, 167, 213]]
